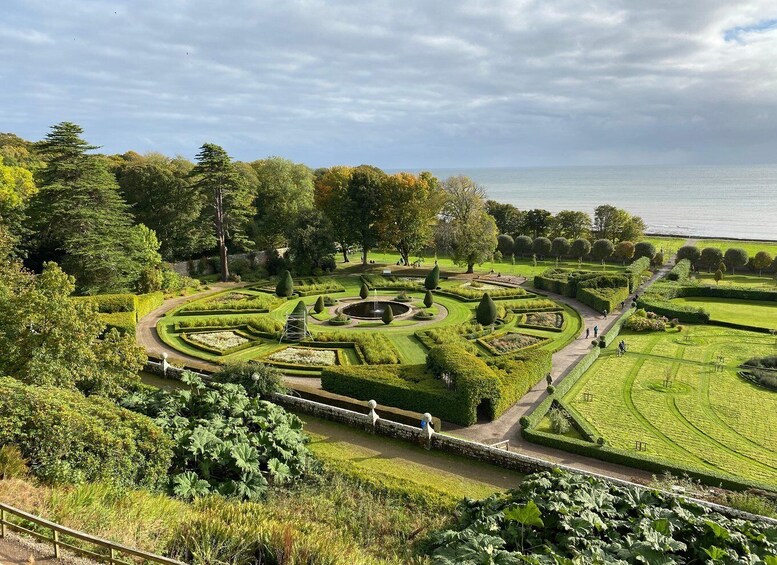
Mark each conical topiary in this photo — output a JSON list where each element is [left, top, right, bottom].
[[424, 290, 434, 308], [314, 295, 325, 313], [292, 299, 307, 317], [382, 304, 394, 325], [276, 270, 294, 297], [476, 292, 497, 326], [424, 265, 440, 290], [359, 281, 369, 300]]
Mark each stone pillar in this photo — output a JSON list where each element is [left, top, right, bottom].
[[422, 412, 434, 449], [368, 400, 379, 426], [161, 352, 169, 376]]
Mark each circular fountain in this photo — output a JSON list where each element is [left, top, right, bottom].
[[340, 300, 410, 319]]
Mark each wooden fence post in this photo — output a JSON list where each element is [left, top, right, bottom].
[[1, 507, 6, 538], [53, 529, 60, 558]]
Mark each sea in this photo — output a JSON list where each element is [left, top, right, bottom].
[[403, 165, 777, 241]]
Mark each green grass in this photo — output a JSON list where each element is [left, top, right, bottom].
[[561, 326, 777, 485], [671, 297, 777, 329], [695, 272, 777, 289], [638, 236, 688, 256], [695, 238, 777, 258]]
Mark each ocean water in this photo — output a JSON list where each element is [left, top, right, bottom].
[[411, 165, 777, 241]]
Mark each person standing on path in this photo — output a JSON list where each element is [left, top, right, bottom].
[[603, 309, 608, 318], [594, 325, 599, 338], [585, 327, 590, 339]]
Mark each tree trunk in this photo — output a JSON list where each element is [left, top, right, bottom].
[[341, 243, 349, 263], [219, 238, 229, 281], [399, 249, 410, 266], [214, 187, 229, 282], [466, 262, 474, 274], [362, 247, 369, 265]]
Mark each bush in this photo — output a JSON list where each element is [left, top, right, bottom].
[[634, 241, 656, 260], [570, 238, 591, 259], [546, 385, 556, 395], [624, 256, 651, 291], [136, 291, 164, 320], [0, 377, 172, 487], [360, 281, 369, 299], [313, 295, 325, 314], [424, 265, 440, 290], [74, 293, 136, 313], [328, 313, 352, 326], [210, 361, 286, 397], [100, 311, 137, 335], [275, 270, 294, 297], [548, 407, 570, 433], [625, 314, 667, 332], [667, 258, 692, 282], [591, 239, 614, 261], [424, 290, 434, 308], [381, 304, 394, 325], [0, 444, 28, 479], [676, 245, 701, 264], [476, 293, 497, 325]]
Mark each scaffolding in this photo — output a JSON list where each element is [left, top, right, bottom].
[[280, 300, 311, 342]]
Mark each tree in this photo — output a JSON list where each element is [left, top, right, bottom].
[[522, 209, 553, 238], [28, 122, 148, 294], [314, 295, 325, 314], [424, 290, 434, 308], [553, 210, 591, 240], [0, 261, 145, 396], [591, 239, 614, 262], [486, 200, 523, 235], [551, 237, 570, 260], [753, 251, 773, 276], [286, 208, 337, 274], [570, 238, 591, 260], [676, 245, 701, 265], [513, 235, 533, 257], [532, 237, 552, 259], [436, 176, 497, 273], [115, 152, 209, 261], [191, 143, 251, 282], [724, 248, 748, 274], [344, 165, 388, 265], [380, 172, 444, 266], [249, 157, 314, 248], [381, 304, 394, 325], [425, 264, 440, 290], [476, 293, 497, 326], [0, 155, 36, 255], [700, 247, 723, 273], [314, 166, 353, 263], [496, 234, 514, 257], [593, 205, 645, 243], [276, 270, 294, 297], [714, 269, 723, 284], [614, 241, 635, 265], [633, 241, 656, 261], [360, 281, 369, 300]]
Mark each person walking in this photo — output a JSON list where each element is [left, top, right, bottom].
[[603, 309, 608, 318], [585, 327, 590, 339], [593, 325, 599, 338]]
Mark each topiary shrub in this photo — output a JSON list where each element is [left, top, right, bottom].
[[424, 265, 440, 290], [381, 304, 394, 325], [424, 290, 434, 308], [546, 385, 556, 394], [359, 281, 369, 300], [275, 270, 294, 297], [519, 416, 531, 428], [314, 295, 325, 314], [476, 292, 497, 325]]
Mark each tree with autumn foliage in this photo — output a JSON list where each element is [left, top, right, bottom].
[[314, 166, 354, 262]]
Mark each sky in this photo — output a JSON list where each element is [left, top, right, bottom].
[[1, 0, 776, 169]]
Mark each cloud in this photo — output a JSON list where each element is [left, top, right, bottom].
[[0, 0, 775, 167]]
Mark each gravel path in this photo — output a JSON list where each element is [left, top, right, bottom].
[[0, 532, 97, 564]]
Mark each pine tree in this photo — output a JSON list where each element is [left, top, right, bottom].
[[191, 143, 251, 281]]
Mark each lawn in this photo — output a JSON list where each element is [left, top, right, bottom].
[[671, 296, 777, 330], [694, 238, 777, 258], [561, 326, 777, 485], [694, 272, 777, 289]]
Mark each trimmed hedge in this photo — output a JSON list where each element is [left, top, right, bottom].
[[486, 351, 552, 413], [136, 291, 164, 320], [74, 293, 136, 313], [667, 259, 692, 282], [0, 377, 172, 487], [100, 311, 137, 335], [576, 274, 630, 313], [624, 256, 651, 291]]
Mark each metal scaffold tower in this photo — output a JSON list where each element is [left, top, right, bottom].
[[280, 300, 311, 342]]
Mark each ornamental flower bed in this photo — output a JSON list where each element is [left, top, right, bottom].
[[481, 332, 546, 355], [525, 312, 564, 329], [269, 347, 337, 366], [188, 331, 249, 352]]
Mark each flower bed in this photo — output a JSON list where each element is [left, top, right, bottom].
[[524, 312, 564, 329], [479, 332, 547, 355], [268, 347, 337, 366], [188, 330, 249, 351]]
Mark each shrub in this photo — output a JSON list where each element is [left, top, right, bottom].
[[546, 385, 556, 395], [677, 245, 701, 264], [424, 290, 434, 308], [724, 248, 748, 274], [513, 235, 533, 256], [323, 295, 337, 307], [0, 377, 172, 487], [551, 237, 570, 258], [591, 239, 614, 261], [360, 281, 369, 299], [699, 247, 724, 272], [625, 314, 666, 332], [381, 304, 394, 325], [210, 361, 286, 397], [424, 265, 440, 290], [570, 238, 591, 260], [624, 256, 651, 291], [275, 270, 294, 297], [328, 313, 352, 326], [74, 293, 136, 313], [136, 291, 164, 320], [633, 241, 656, 260], [0, 445, 28, 479], [314, 295, 325, 314], [532, 237, 552, 258], [476, 293, 497, 325], [667, 258, 692, 282], [548, 407, 570, 433]]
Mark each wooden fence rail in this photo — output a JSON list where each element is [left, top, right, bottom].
[[0, 502, 186, 565]]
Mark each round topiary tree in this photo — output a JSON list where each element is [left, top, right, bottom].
[[424, 290, 434, 308], [476, 292, 497, 326], [532, 237, 552, 259], [359, 281, 369, 300], [424, 265, 440, 290], [570, 238, 591, 260], [381, 304, 394, 325], [633, 241, 656, 261], [591, 239, 614, 262], [753, 251, 773, 275], [496, 234, 514, 257], [700, 247, 723, 273], [275, 270, 294, 297], [614, 241, 635, 265], [551, 237, 570, 260], [724, 248, 748, 274], [313, 295, 325, 314], [677, 245, 701, 265], [513, 235, 533, 257]]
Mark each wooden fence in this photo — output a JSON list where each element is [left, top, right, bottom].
[[0, 502, 186, 565]]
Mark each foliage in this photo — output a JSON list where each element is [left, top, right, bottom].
[[180, 291, 279, 313], [360, 280, 370, 299], [624, 255, 651, 290], [677, 244, 701, 264], [667, 258, 692, 282], [211, 361, 287, 397], [276, 269, 294, 297], [424, 289, 434, 308], [570, 237, 591, 260], [548, 407, 571, 433], [286, 208, 337, 274], [496, 234, 514, 256], [753, 251, 773, 274], [123, 372, 311, 501], [382, 303, 394, 325], [625, 313, 667, 331], [312, 331, 401, 364], [0, 377, 172, 487], [425, 264, 440, 290], [426, 470, 777, 563], [487, 200, 524, 235], [700, 247, 724, 272], [634, 240, 656, 260], [593, 204, 645, 242], [553, 210, 591, 240], [513, 235, 533, 256], [591, 238, 614, 261], [614, 240, 635, 263], [724, 247, 749, 273], [0, 261, 146, 396], [532, 236, 552, 258], [440, 284, 527, 300], [475, 293, 497, 325], [314, 295, 325, 313], [0, 444, 29, 480], [521, 209, 552, 238]]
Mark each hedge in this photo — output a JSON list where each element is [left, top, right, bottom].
[[624, 256, 651, 291], [667, 259, 692, 282], [679, 284, 777, 302], [576, 275, 630, 313], [136, 291, 164, 320], [100, 311, 137, 335], [0, 377, 172, 487], [486, 351, 552, 413], [74, 293, 137, 313], [600, 309, 634, 347], [437, 285, 528, 301]]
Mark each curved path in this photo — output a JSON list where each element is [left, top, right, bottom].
[[137, 251, 683, 485]]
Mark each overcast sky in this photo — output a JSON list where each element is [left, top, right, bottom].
[[1, 0, 776, 168]]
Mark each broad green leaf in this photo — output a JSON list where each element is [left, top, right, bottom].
[[503, 500, 544, 528]]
